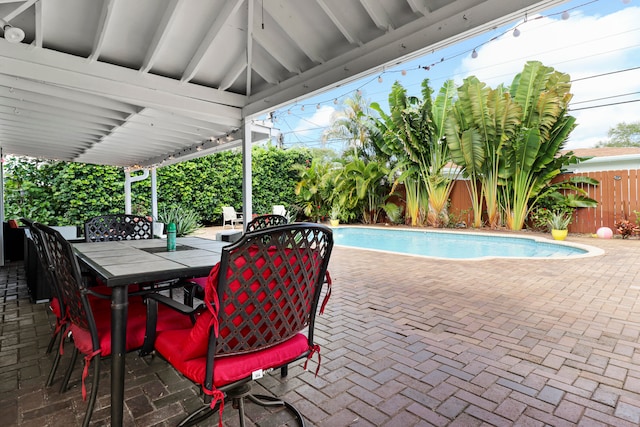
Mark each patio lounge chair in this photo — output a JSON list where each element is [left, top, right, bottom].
[[146, 223, 334, 426], [272, 204, 287, 218], [222, 206, 243, 229]]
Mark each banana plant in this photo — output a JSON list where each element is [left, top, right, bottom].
[[499, 61, 577, 230], [371, 79, 458, 227], [445, 77, 521, 228]]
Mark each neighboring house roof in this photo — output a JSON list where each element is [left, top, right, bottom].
[[562, 147, 640, 173]]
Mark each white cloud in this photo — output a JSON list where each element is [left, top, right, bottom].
[[456, 7, 640, 149], [292, 105, 335, 134]]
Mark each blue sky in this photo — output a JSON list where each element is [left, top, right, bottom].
[[264, 0, 640, 152]]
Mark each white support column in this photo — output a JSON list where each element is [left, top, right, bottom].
[[124, 169, 132, 214], [0, 148, 5, 267], [124, 169, 150, 215], [151, 168, 158, 220], [242, 119, 252, 229]]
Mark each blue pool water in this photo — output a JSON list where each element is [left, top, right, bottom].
[[333, 227, 591, 259]]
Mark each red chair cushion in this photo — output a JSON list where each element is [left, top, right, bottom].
[[49, 297, 61, 319], [156, 302, 196, 332], [155, 329, 309, 387], [70, 296, 149, 356]]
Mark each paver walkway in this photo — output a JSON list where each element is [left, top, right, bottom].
[[2, 228, 640, 426]]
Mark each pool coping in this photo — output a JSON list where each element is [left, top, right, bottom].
[[331, 225, 605, 261]]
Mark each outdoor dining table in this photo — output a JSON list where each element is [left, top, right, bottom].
[[73, 236, 229, 427]]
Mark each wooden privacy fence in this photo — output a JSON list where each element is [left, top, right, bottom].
[[447, 170, 640, 235]]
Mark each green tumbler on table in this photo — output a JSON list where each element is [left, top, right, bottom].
[[166, 222, 176, 251]]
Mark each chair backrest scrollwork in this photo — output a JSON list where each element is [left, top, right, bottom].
[[207, 223, 333, 357], [35, 223, 96, 335], [245, 214, 288, 233], [84, 214, 153, 243]]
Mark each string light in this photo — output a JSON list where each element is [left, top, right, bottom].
[[273, 0, 628, 116]]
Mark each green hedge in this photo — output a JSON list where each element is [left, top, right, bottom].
[[4, 144, 313, 227]]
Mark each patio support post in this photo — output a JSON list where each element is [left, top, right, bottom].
[[124, 169, 131, 214], [124, 169, 149, 215], [242, 119, 252, 228], [151, 167, 158, 220], [0, 147, 4, 267]]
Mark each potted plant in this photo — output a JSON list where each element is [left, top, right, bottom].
[[329, 204, 341, 227], [548, 211, 571, 240]]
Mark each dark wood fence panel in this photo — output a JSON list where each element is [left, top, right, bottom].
[[566, 170, 639, 234], [445, 170, 640, 235], [449, 180, 474, 226]]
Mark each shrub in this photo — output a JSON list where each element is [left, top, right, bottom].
[[158, 205, 201, 237]]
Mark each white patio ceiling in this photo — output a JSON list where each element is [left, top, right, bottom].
[[0, 0, 568, 168]]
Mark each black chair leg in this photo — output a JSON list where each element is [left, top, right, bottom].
[[46, 327, 59, 354], [177, 403, 218, 427], [46, 324, 66, 386], [60, 346, 79, 393], [82, 354, 101, 427], [247, 394, 305, 426], [281, 364, 288, 377]]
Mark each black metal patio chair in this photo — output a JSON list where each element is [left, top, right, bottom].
[[84, 214, 153, 242], [245, 213, 288, 232], [21, 218, 69, 387], [34, 222, 193, 427], [146, 223, 334, 426]]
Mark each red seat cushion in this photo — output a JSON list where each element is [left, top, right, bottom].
[[154, 246, 315, 388], [155, 328, 309, 387], [70, 296, 149, 356], [49, 297, 61, 319]]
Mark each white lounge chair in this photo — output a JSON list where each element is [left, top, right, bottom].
[[272, 205, 287, 218], [222, 206, 243, 229]]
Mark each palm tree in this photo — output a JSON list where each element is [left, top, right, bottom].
[[322, 91, 376, 159], [333, 158, 390, 224], [293, 158, 331, 222]]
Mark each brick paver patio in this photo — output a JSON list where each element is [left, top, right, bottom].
[[2, 230, 640, 426]]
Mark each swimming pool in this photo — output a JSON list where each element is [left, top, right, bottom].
[[332, 226, 602, 260]]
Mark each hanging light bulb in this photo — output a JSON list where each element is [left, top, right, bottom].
[[300, 105, 304, 111], [513, 28, 520, 37], [287, 109, 291, 115], [471, 49, 478, 59], [316, 104, 321, 110], [377, 75, 383, 83], [356, 89, 362, 96], [622, 0, 631, 4], [2, 24, 25, 43], [401, 70, 407, 76], [561, 11, 570, 20], [333, 98, 338, 105]]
